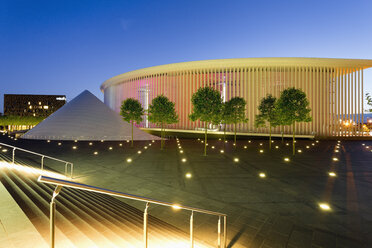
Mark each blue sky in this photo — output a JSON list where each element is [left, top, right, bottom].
[[1, 0, 372, 112]]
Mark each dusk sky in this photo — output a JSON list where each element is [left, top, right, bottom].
[[1, 0, 372, 113]]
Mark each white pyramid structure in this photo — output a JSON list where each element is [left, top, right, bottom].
[[22, 90, 160, 141]]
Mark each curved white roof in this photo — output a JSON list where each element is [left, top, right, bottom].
[[101, 57, 372, 91], [22, 90, 160, 141]]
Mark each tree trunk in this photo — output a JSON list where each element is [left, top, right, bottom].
[[131, 121, 134, 147], [281, 126, 284, 143], [293, 122, 296, 155], [223, 124, 226, 144], [234, 123, 237, 146], [161, 123, 164, 150], [269, 124, 272, 149], [204, 122, 207, 156]]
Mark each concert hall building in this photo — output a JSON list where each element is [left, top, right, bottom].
[[101, 58, 372, 137]]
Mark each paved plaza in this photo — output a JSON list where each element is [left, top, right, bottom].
[[1, 135, 372, 247]]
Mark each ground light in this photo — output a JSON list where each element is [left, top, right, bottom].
[[244, 146, 247, 149], [220, 150, 224, 153], [101, 140, 104, 143], [233, 158, 239, 162], [185, 173, 192, 178], [259, 149, 264, 153], [137, 151, 142, 154], [144, 146, 148, 149], [284, 157, 290, 162], [74, 140, 78, 143], [119, 143, 122, 146], [109, 147, 113, 150], [172, 204, 182, 210], [182, 158, 187, 162], [312, 143, 315, 146], [298, 149, 302, 153], [335, 149, 339, 153], [89, 142, 93, 145], [319, 203, 331, 211], [329, 172, 336, 177], [93, 151, 98, 155], [259, 172, 266, 178], [332, 157, 339, 161], [47, 140, 50, 143], [2, 149, 8, 152], [152, 140, 155, 143], [126, 158, 132, 163], [72, 146, 77, 150], [211, 146, 215, 149], [58, 143, 61, 146], [275, 146, 279, 149], [127, 140, 129, 143], [248, 140, 251, 143], [306, 146, 310, 149], [180, 150, 183, 153], [259, 143, 263, 146], [286, 143, 289, 146]]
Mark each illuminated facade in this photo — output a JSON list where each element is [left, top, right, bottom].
[[101, 58, 372, 137]]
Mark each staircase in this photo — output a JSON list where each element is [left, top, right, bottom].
[[0, 154, 211, 248]]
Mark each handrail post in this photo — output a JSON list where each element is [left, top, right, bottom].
[[41, 156, 45, 171], [218, 216, 221, 248], [223, 216, 227, 248], [144, 202, 149, 248], [64, 163, 68, 178], [12, 148, 15, 164], [70, 163, 74, 179], [50, 185, 62, 248], [190, 211, 194, 248]]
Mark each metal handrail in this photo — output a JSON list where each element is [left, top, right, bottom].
[[38, 175, 227, 248], [0, 142, 74, 178]]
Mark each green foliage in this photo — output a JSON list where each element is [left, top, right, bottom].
[[189, 87, 222, 124], [148, 95, 178, 126], [189, 87, 222, 155], [255, 94, 279, 128], [366, 93, 372, 112], [148, 95, 178, 150], [120, 98, 144, 124], [0, 115, 44, 127], [276, 88, 312, 125], [224, 97, 248, 144]]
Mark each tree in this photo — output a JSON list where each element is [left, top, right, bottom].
[[366, 93, 372, 112], [277, 88, 312, 155], [148, 95, 178, 150], [120, 98, 144, 147], [255, 94, 279, 149], [225, 97, 248, 145], [189, 87, 222, 156]]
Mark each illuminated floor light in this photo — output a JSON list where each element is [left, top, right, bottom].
[[109, 147, 113, 150], [137, 151, 142, 154], [362, 143, 365, 146], [286, 143, 289, 146], [211, 146, 215, 149], [180, 150, 183, 153], [89, 142, 93, 146], [144, 146, 148, 149], [181, 158, 187, 162], [101, 140, 104, 143], [172, 204, 182, 210], [149, 144, 152, 146], [259, 149, 264, 153], [233, 143, 236, 146], [259, 143, 263, 146], [316, 140, 319, 143], [332, 157, 339, 161], [337, 140, 341, 143], [306, 146, 310, 149], [219, 138, 221, 141], [298, 149, 302, 153], [72, 146, 77, 150], [312, 143, 315, 146], [47, 140, 50, 143], [335, 149, 339, 153], [178, 146, 182, 149], [244, 146, 247, 149], [2, 149, 8, 152], [284, 157, 290, 162], [185, 173, 192, 178], [93, 151, 98, 155], [271, 140, 274, 143], [275, 146, 279, 149], [127, 140, 130, 143], [366, 146, 370, 149], [58, 143, 61, 146], [152, 140, 155, 143], [233, 158, 239, 162], [248, 140, 251, 143], [319, 203, 331, 211], [328, 172, 336, 177], [74, 140, 78, 143], [197, 138, 200, 141], [259, 172, 266, 178], [126, 158, 132, 163], [119, 143, 123, 146], [225, 141, 228, 143], [201, 141, 204, 143], [220, 150, 224, 153]]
